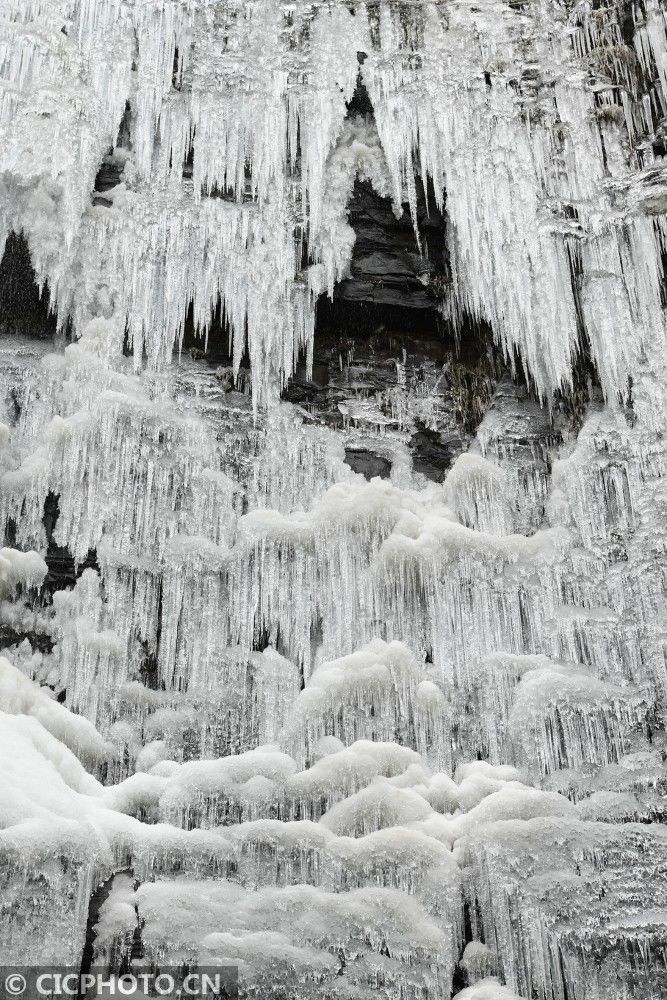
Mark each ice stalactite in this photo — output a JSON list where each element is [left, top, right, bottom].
[[462, 818, 667, 1000], [1, 1, 667, 999], [2, 0, 666, 403]]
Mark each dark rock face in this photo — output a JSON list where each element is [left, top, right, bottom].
[[177, 300, 251, 379], [92, 156, 126, 205], [93, 101, 133, 205], [285, 300, 449, 423], [409, 425, 457, 483], [285, 296, 500, 451], [0, 624, 53, 654], [282, 80, 498, 452], [335, 69, 447, 315], [43, 542, 100, 595], [332, 176, 447, 312], [344, 448, 392, 479], [42, 492, 99, 595], [0, 233, 58, 340]]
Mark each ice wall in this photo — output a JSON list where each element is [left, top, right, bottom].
[[1, 1, 667, 999], [2, 0, 667, 402]]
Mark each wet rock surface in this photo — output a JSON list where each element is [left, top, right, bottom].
[[333, 176, 447, 311]]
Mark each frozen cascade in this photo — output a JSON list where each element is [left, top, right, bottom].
[[1, 1, 667, 999]]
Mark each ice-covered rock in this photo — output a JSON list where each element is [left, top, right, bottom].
[[1, 1, 666, 997]]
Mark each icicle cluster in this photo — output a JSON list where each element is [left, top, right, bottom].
[[2, 0, 667, 402], [1, 1, 667, 998]]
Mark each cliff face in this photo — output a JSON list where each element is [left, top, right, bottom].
[[1, 2, 667, 999]]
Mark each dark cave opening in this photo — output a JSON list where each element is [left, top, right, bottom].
[[346, 60, 374, 117], [0, 491, 100, 658], [284, 160, 457, 419], [283, 73, 502, 444], [177, 299, 252, 391], [93, 101, 133, 205], [0, 232, 58, 341], [42, 491, 99, 596], [286, 288, 500, 448]]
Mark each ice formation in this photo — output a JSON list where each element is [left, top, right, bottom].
[[1, 0, 667, 998]]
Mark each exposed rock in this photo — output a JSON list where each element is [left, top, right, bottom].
[[344, 448, 392, 479], [42, 492, 99, 594], [334, 176, 447, 311], [409, 425, 458, 483], [0, 233, 57, 340]]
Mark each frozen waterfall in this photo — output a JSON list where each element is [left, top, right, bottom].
[[0, 1, 667, 998]]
